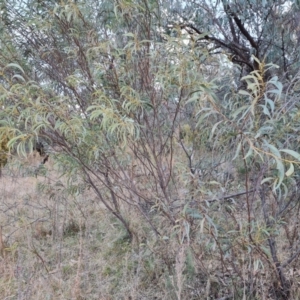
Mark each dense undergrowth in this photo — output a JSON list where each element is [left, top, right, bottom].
[[1, 1, 300, 299]]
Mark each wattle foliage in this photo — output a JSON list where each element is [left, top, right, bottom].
[[1, 0, 300, 298]]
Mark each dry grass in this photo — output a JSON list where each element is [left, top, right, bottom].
[[1, 153, 300, 299], [0, 155, 169, 299]]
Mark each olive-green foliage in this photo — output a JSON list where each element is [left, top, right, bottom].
[[0, 129, 13, 175], [0, 136, 9, 168], [1, 0, 300, 298]]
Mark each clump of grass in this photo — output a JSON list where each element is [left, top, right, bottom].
[[63, 219, 82, 237]]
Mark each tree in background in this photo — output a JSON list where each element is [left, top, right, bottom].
[[164, 0, 300, 80]]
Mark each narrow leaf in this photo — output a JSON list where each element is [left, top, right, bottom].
[[286, 163, 294, 177], [5, 63, 25, 74], [209, 120, 223, 141], [280, 149, 300, 161], [232, 141, 242, 161]]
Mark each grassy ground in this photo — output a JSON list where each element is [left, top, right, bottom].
[[1, 153, 300, 299], [0, 155, 171, 299]]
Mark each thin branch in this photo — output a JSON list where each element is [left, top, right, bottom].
[[223, 3, 258, 50], [282, 246, 300, 268], [172, 189, 255, 209]]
